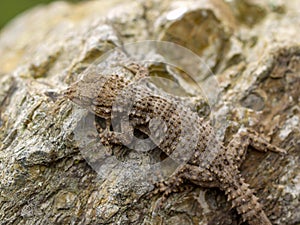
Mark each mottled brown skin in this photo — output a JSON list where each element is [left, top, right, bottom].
[[64, 64, 285, 225]]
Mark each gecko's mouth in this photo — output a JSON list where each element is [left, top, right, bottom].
[[72, 96, 92, 107], [63, 87, 92, 107]]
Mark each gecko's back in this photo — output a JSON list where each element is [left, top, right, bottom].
[[109, 76, 273, 224]]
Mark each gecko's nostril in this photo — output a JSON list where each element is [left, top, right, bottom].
[[44, 90, 63, 102]]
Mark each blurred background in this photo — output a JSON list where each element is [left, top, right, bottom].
[[0, 0, 83, 30]]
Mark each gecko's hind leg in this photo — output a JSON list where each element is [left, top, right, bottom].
[[227, 128, 286, 166], [149, 164, 218, 213]]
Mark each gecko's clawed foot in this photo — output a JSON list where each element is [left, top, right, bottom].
[[146, 174, 189, 214]]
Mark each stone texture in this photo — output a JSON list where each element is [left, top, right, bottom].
[[0, 0, 299, 224]]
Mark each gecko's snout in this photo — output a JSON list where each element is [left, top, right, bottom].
[[44, 90, 63, 102]]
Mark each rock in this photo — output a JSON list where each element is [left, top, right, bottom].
[[0, 0, 299, 224]]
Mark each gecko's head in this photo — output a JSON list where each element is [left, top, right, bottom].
[[63, 80, 97, 107], [64, 74, 130, 117]]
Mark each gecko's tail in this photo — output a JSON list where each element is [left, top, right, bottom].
[[224, 176, 272, 225]]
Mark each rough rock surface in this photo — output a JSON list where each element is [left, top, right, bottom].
[[0, 0, 299, 224]]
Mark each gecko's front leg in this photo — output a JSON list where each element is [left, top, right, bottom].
[[93, 116, 135, 159], [98, 117, 134, 146]]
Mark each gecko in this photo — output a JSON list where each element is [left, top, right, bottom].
[[64, 63, 286, 225]]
